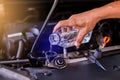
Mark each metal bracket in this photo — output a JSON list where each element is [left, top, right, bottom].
[[88, 50, 106, 71]]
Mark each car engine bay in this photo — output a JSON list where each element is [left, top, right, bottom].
[[0, 0, 120, 80]]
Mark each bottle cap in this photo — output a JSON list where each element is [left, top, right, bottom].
[[49, 33, 60, 45]]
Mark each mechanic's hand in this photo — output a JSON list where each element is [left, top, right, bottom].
[[53, 9, 100, 47]]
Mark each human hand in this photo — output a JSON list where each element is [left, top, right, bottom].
[[53, 9, 100, 47]]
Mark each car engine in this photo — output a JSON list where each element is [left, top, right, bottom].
[[0, 0, 120, 80]]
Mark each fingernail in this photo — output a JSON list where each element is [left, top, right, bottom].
[[52, 29, 55, 33], [75, 42, 79, 48]]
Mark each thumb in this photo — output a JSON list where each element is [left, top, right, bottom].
[[75, 29, 87, 47]]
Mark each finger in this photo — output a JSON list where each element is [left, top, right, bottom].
[[61, 27, 67, 33], [66, 26, 73, 32], [75, 29, 87, 47], [53, 20, 71, 33]]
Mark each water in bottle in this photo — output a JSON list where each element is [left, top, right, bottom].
[[49, 28, 92, 48]]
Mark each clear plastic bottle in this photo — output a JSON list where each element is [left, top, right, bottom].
[[49, 28, 92, 48]]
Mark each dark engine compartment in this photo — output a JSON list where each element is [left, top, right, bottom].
[[0, 0, 120, 80]]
